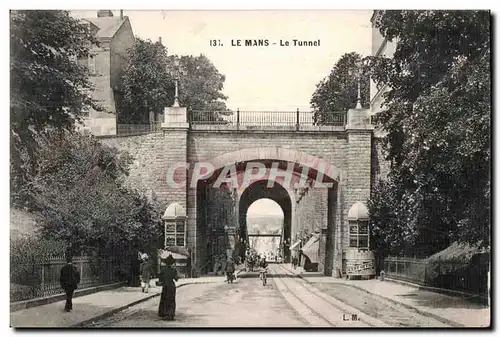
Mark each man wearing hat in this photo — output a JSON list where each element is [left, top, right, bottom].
[[59, 255, 80, 312]]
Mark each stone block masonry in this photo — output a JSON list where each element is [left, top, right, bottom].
[[101, 131, 187, 207], [98, 118, 382, 276]]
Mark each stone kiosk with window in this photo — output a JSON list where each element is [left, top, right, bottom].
[[342, 201, 375, 280], [157, 202, 190, 278]]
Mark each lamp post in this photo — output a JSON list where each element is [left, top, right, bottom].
[[172, 58, 181, 108], [355, 60, 363, 109]]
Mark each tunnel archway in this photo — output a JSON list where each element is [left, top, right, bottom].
[[239, 180, 292, 262], [195, 151, 340, 275], [246, 199, 284, 258]]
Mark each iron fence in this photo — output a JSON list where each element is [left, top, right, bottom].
[[190, 110, 347, 130], [10, 255, 127, 302], [383, 255, 490, 298], [115, 111, 347, 135], [384, 256, 428, 285]]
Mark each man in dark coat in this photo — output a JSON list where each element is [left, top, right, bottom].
[[59, 255, 81, 312]]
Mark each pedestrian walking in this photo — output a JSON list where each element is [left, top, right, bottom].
[[214, 256, 221, 276], [59, 255, 80, 312], [140, 254, 154, 293], [225, 257, 236, 283], [158, 254, 179, 321]]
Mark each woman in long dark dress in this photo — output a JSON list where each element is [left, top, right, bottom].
[[158, 255, 179, 320]]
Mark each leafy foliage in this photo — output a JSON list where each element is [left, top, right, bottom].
[[367, 10, 491, 255], [310, 52, 369, 125], [172, 54, 231, 122], [118, 38, 230, 124], [29, 133, 162, 258], [117, 38, 174, 123], [11, 236, 67, 262], [10, 10, 99, 203], [10, 236, 67, 283]]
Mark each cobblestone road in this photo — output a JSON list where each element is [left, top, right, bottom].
[[89, 266, 455, 328], [90, 275, 308, 327]]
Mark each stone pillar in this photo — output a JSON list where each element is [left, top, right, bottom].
[[162, 106, 189, 129], [335, 106, 373, 273], [161, 105, 191, 260]]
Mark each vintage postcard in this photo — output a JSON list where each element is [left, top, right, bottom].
[[9, 9, 491, 328]]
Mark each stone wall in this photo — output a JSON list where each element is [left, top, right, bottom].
[[333, 129, 373, 271], [99, 130, 188, 211], [294, 187, 329, 272], [294, 188, 328, 238], [99, 124, 375, 275], [187, 131, 348, 171]]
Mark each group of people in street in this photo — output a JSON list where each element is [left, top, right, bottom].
[[58, 251, 180, 321], [213, 254, 232, 276]]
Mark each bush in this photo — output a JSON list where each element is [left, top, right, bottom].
[[10, 236, 67, 285], [425, 242, 490, 298]]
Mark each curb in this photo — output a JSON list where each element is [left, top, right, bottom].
[[10, 282, 126, 312], [339, 282, 465, 327], [73, 282, 190, 327], [385, 277, 487, 301], [286, 268, 464, 328], [72, 279, 221, 327]]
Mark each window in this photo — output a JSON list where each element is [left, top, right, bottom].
[[164, 219, 186, 247], [349, 220, 369, 249]]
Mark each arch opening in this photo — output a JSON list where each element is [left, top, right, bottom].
[[246, 199, 284, 259], [239, 180, 293, 263], [194, 152, 340, 275]]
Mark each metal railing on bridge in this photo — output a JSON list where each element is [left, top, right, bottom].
[[115, 110, 347, 135], [190, 109, 347, 131]]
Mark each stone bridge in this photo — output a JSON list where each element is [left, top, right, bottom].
[[99, 106, 388, 276]]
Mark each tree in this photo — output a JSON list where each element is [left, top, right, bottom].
[[172, 54, 231, 122], [118, 39, 230, 124], [367, 10, 491, 254], [10, 10, 99, 203], [117, 38, 174, 124], [310, 52, 369, 125], [30, 132, 162, 257]]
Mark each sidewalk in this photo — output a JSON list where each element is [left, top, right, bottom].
[[282, 264, 490, 327], [10, 276, 226, 328]]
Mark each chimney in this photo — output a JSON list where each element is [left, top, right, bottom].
[[159, 37, 162, 45], [120, 10, 123, 19], [97, 10, 114, 18]]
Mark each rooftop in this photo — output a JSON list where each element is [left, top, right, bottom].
[[85, 16, 127, 39]]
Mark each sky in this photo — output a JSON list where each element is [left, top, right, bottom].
[[73, 10, 373, 111], [247, 198, 284, 217]]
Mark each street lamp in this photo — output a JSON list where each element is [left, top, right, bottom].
[[172, 58, 181, 108], [355, 60, 363, 109]]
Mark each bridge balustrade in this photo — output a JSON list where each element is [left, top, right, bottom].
[[190, 110, 347, 131], [115, 111, 347, 135]]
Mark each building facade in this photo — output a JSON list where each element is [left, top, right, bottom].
[[79, 10, 135, 136]]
